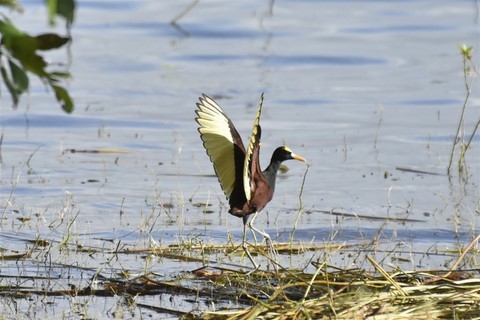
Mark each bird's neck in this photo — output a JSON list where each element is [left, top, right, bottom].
[[262, 158, 283, 192]]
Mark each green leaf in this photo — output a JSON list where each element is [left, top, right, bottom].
[[12, 46, 48, 77], [35, 33, 70, 50], [45, 0, 75, 27], [57, 0, 75, 27], [48, 71, 72, 84], [8, 59, 29, 92], [0, 19, 25, 38], [6, 33, 38, 54], [0, 25, 67, 77], [1, 65, 19, 108], [2, 33, 48, 77], [458, 44, 473, 60], [50, 71, 71, 79], [52, 84, 74, 113], [45, 0, 56, 26]]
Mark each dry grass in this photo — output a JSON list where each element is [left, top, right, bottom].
[[1, 235, 478, 319]]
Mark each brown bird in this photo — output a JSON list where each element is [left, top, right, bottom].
[[195, 93, 306, 268]]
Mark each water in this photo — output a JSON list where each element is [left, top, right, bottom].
[[1, 0, 479, 318]]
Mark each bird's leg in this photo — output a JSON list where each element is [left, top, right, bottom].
[[242, 216, 259, 271], [245, 214, 259, 245], [247, 212, 279, 265]]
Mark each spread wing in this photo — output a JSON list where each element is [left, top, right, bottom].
[[243, 93, 264, 203], [195, 94, 246, 199]]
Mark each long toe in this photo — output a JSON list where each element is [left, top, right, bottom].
[[242, 241, 259, 270]]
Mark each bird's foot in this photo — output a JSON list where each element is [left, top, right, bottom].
[[242, 241, 260, 273], [263, 234, 279, 267]]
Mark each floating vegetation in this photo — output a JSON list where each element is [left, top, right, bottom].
[[0, 235, 478, 319], [205, 266, 480, 319]]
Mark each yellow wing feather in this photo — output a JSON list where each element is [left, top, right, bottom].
[[243, 93, 264, 203], [195, 95, 238, 198]]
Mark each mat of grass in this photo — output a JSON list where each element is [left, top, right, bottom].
[[1, 236, 478, 319]]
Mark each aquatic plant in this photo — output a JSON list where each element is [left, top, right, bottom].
[[447, 44, 479, 176]]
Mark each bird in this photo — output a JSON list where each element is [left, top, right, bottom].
[[195, 93, 307, 269]]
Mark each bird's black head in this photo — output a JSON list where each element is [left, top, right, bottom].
[[263, 146, 307, 191], [271, 146, 307, 163]]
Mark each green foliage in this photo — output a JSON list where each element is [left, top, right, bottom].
[[0, 0, 22, 12], [458, 43, 473, 60], [0, 1, 75, 112], [45, 0, 75, 27]]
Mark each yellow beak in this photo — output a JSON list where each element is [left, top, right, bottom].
[[292, 153, 307, 163]]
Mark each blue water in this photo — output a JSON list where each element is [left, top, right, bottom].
[[0, 0, 479, 318]]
